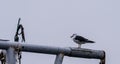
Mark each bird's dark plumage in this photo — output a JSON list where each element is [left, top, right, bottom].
[[74, 35, 94, 43], [71, 34, 95, 48]]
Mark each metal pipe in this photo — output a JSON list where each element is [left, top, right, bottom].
[[6, 47, 16, 64], [54, 53, 64, 64], [0, 41, 105, 59]]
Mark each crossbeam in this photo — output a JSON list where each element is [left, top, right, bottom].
[[0, 41, 105, 59]]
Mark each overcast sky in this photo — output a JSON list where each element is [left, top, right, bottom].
[[0, 0, 119, 64]]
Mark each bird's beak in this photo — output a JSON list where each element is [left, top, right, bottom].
[[70, 35, 73, 38], [71, 34, 75, 38]]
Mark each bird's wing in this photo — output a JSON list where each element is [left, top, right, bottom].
[[75, 36, 88, 41], [75, 36, 95, 43]]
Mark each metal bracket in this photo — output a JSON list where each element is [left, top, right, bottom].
[[99, 51, 106, 64]]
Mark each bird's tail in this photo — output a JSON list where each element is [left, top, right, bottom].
[[87, 40, 95, 43]]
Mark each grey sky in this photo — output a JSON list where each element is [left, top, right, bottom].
[[0, 0, 119, 64]]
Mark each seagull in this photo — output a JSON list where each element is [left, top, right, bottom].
[[71, 34, 95, 48]]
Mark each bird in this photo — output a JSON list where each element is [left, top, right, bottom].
[[71, 34, 95, 48]]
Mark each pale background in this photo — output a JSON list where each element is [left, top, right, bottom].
[[0, 0, 119, 64]]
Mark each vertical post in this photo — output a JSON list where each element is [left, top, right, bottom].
[[54, 53, 64, 64], [99, 51, 106, 64], [6, 47, 16, 64]]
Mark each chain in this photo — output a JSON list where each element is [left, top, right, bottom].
[[14, 18, 25, 64], [0, 51, 6, 64]]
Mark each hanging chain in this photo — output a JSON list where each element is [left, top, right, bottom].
[[14, 18, 25, 42], [14, 44, 22, 64], [14, 18, 25, 64], [0, 51, 6, 64]]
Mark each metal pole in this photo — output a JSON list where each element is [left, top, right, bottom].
[[54, 53, 64, 64], [0, 41, 105, 59], [6, 47, 16, 64]]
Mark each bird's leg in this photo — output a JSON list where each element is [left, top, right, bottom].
[[78, 44, 81, 48]]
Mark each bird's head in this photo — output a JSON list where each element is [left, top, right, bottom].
[[70, 34, 77, 38]]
